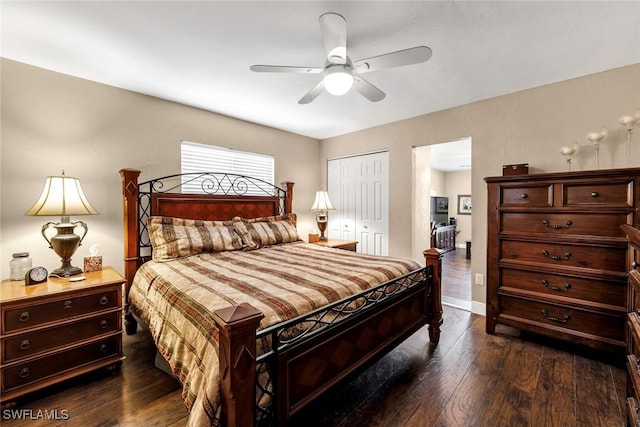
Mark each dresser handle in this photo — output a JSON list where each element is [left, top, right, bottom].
[[64, 300, 72, 309], [541, 310, 570, 323], [100, 344, 110, 353], [18, 311, 30, 322], [520, 194, 528, 199], [100, 296, 109, 305], [542, 219, 573, 230], [591, 192, 599, 197], [19, 367, 30, 379], [100, 320, 109, 329], [541, 280, 571, 292], [541, 250, 572, 261], [20, 340, 31, 350]]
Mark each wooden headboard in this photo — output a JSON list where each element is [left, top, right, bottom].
[[119, 168, 294, 298]]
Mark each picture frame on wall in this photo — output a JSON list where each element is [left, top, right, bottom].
[[458, 194, 472, 215], [435, 197, 448, 213]]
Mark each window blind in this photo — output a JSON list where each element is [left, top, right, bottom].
[[180, 141, 275, 196]]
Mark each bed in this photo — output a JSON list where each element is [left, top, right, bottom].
[[120, 169, 443, 426]]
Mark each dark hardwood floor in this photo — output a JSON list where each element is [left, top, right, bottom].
[[442, 248, 472, 308], [3, 305, 626, 426]]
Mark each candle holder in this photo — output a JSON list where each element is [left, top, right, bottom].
[[586, 127, 608, 169], [619, 113, 639, 167], [560, 143, 579, 171]]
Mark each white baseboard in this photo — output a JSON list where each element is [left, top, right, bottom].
[[471, 301, 486, 316]]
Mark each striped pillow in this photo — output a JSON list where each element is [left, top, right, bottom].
[[148, 216, 243, 261], [232, 214, 301, 250]]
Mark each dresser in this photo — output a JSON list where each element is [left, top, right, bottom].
[[312, 238, 358, 252], [485, 168, 640, 355], [0, 267, 125, 407], [623, 224, 640, 424]]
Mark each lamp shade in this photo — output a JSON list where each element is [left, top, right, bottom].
[[311, 190, 335, 211], [25, 172, 98, 216]]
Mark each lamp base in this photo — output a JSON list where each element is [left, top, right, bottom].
[[316, 212, 328, 241], [51, 262, 83, 277]]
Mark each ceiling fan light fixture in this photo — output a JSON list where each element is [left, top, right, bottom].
[[323, 65, 354, 96]]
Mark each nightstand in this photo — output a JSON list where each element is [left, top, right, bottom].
[[312, 239, 358, 252], [0, 267, 125, 407]]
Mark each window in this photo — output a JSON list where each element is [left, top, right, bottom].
[[180, 141, 275, 196]]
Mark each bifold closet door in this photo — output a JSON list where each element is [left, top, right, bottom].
[[327, 152, 389, 255]]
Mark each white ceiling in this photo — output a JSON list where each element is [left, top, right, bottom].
[[2, 1, 639, 141]]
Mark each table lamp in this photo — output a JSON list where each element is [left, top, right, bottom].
[[310, 190, 335, 241], [25, 171, 98, 277]]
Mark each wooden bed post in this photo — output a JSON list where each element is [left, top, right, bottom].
[[120, 168, 141, 335], [213, 303, 264, 427], [281, 181, 294, 214], [424, 248, 444, 344]]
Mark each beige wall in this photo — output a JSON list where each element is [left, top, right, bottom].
[[0, 59, 320, 279], [445, 170, 472, 245], [320, 63, 640, 307]]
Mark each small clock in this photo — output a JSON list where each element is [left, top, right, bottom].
[[25, 266, 48, 286]]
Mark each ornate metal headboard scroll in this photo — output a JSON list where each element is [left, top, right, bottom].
[[136, 172, 289, 253]]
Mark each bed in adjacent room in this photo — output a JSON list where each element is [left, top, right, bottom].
[[120, 169, 443, 426]]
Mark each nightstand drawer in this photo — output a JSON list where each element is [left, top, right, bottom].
[[2, 334, 121, 393], [3, 289, 120, 333], [3, 311, 121, 363]]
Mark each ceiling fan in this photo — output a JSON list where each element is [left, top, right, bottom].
[[250, 12, 432, 104]]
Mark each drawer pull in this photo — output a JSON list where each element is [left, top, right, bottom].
[[100, 296, 109, 305], [19, 367, 30, 379], [520, 194, 528, 199], [19, 311, 30, 322], [541, 280, 571, 292], [100, 320, 109, 329], [542, 219, 573, 230], [541, 310, 570, 323], [19, 340, 31, 350], [541, 250, 572, 261], [64, 300, 72, 309], [100, 344, 110, 353], [591, 192, 599, 198]]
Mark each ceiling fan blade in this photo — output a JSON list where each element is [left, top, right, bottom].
[[354, 46, 432, 74], [319, 12, 347, 64], [298, 80, 325, 104], [250, 65, 323, 73], [353, 76, 385, 102]]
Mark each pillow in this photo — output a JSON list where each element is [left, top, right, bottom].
[[232, 213, 301, 250], [148, 216, 243, 261]]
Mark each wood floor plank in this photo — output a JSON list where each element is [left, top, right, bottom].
[[575, 357, 625, 427], [529, 346, 577, 427]]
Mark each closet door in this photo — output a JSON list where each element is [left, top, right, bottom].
[[355, 151, 389, 255], [327, 152, 388, 255], [327, 158, 356, 241]]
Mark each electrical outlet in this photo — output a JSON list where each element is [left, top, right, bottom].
[[475, 273, 485, 286]]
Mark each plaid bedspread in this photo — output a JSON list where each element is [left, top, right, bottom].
[[129, 241, 421, 426]]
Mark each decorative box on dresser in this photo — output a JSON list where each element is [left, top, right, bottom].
[[623, 224, 640, 425], [0, 267, 125, 408], [485, 167, 640, 355]]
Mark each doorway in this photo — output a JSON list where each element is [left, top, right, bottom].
[[412, 138, 472, 310]]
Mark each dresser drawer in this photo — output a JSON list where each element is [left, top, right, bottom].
[[562, 181, 633, 207], [501, 212, 629, 238], [501, 240, 627, 272], [1, 334, 121, 393], [500, 295, 625, 341], [2, 311, 121, 364], [500, 268, 625, 308], [3, 289, 120, 333], [500, 184, 553, 207]]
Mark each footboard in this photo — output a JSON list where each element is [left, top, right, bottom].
[[213, 248, 443, 426]]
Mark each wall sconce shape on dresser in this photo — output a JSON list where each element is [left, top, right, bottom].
[[25, 171, 98, 277], [586, 127, 608, 169], [619, 110, 640, 167]]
